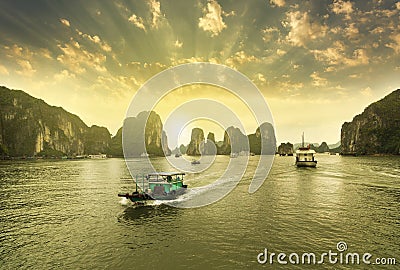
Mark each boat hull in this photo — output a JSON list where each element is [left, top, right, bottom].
[[296, 161, 317, 167], [149, 187, 187, 200]]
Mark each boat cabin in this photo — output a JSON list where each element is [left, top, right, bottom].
[[147, 172, 186, 195]]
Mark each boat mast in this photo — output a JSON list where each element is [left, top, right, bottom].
[[302, 132, 304, 148]]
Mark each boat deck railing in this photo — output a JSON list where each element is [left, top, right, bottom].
[[132, 174, 184, 192]]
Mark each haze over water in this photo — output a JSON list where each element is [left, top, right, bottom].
[[0, 155, 399, 269]]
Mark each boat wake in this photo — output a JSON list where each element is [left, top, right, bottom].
[[119, 197, 133, 206]]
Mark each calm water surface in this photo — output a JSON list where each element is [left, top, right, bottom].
[[0, 155, 399, 269]]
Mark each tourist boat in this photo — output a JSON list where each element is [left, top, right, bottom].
[[118, 172, 187, 203], [295, 133, 317, 167]]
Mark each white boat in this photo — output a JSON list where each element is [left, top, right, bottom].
[[88, 154, 107, 159], [295, 133, 317, 167]]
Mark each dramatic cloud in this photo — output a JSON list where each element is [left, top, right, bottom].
[[284, 11, 327, 47], [60, 18, 70, 27], [128, 14, 146, 31], [0, 0, 399, 143], [198, 0, 227, 36]]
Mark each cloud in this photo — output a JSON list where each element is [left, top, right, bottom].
[[310, 72, 328, 87], [370, 26, 385, 35], [385, 33, 400, 54], [198, 0, 227, 36], [149, 0, 162, 29], [345, 23, 359, 39], [60, 18, 70, 27], [331, 0, 354, 19], [262, 27, 280, 42], [225, 50, 260, 68], [174, 39, 183, 48], [54, 69, 76, 80], [16, 60, 36, 76], [0, 64, 9, 75], [276, 49, 286, 56], [312, 41, 369, 67], [276, 81, 304, 94], [38, 48, 53, 59], [77, 31, 112, 52], [284, 11, 327, 47], [255, 73, 267, 84], [56, 39, 107, 74], [360, 86, 372, 97], [128, 14, 146, 31], [270, 0, 285, 7]]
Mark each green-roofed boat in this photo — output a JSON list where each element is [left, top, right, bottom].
[[118, 172, 187, 204]]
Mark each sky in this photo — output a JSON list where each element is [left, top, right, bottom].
[[0, 0, 399, 146]]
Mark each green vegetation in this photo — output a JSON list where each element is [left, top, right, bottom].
[[341, 89, 400, 155], [0, 86, 111, 157]]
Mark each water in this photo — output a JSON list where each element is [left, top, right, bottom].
[[0, 155, 399, 269]]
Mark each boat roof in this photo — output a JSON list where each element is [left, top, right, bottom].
[[147, 172, 185, 176]]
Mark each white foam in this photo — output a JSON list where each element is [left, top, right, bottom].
[[119, 197, 132, 206]]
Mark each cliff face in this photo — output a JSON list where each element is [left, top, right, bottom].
[[108, 127, 123, 157], [341, 89, 400, 155], [248, 122, 276, 155], [123, 111, 169, 157], [218, 126, 249, 155], [0, 86, 110, 156], [317, 142, 329, 153], [186, 128, 205, 156], [203, 132, 217, 155], [278, 142, 293, 155]]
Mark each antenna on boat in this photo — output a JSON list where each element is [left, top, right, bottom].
[[302, 132, 304, 148]]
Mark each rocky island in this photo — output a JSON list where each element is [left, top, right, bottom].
[[341, 89, 400, 155], [0, 86, 170, 158], [0, 86, 110, 157]]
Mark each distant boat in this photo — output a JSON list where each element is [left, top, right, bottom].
[[175, 153, 182, 158], [230, 153, 238, 158], [295, 133, 317, 167], [140, 152, 149, 157], [88, 154, 107, 159], [191, 160, 200, 165]]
